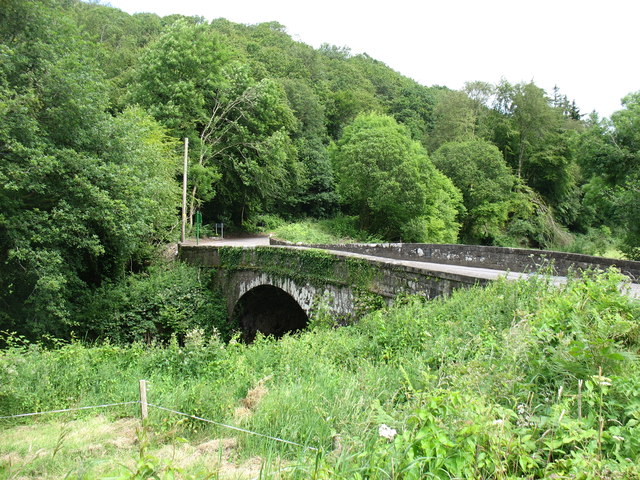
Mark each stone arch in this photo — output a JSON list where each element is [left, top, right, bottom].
[[232, 284, 309, 342]]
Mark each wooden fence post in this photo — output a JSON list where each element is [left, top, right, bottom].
[[139, 379, 148, 422]]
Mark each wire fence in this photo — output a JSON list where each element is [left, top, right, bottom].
[[148, 404, 317, 451], [0, 401, 139, 420], [0, 382, 319, 452]]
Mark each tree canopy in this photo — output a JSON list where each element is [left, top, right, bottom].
[[432, 140, 518, 243], [331, 113, 462, 242], [578, 92, 640, 258], [0, 0, 179, 335], [1, 0, 639, 338]]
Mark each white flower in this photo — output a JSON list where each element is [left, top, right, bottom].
[[492, 419, 504, 425], [591, 374, 612, 386], [378, 424, 397, 441], [612, 435, 625, 442]]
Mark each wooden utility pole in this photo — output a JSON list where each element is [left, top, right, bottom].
[[181, 137, 189, 243]]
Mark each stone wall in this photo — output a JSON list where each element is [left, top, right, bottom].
[[269, 238, 640, 281], [178, 244, 490, 321], [213, 268, 355, 319]]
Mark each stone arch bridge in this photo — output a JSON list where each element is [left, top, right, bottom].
[[178, 240, 640, 340]]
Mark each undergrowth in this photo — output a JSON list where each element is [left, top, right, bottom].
[[1, 270, 639, 478], [254, 214, 382, 244]]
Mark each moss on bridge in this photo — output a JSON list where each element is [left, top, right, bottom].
[[213, 246, 391, 320], [216, 246, 380, 290]]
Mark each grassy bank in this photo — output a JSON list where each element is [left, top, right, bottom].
[[1, 270, 639, 478], [248, 214, 382, 244]]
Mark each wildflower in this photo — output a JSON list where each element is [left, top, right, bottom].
[[591, 374, 612, 386], [612, 435, 625, 442], [379, 424, 397, 441], [492, 419, 504, 425], [517, 404, 526, 415]]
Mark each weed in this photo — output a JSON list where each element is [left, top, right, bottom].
[[1, 270, 639, 478]]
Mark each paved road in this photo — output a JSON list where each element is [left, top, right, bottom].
[[181, 235, 271, 247], [183, 236, 640, 299]]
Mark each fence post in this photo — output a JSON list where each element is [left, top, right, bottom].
[[139, 379, 148, 421]]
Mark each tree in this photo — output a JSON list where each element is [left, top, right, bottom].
[[510, 82, 558, 178], [319, 49, 381, 139], [350, 54, 438, 142], [432, 140, 518, 242], [428, 90, 478, 150], [331, 113, 462, 242], [0, 104, 179, 337], [463, 81, 495, 139], [281, 78, 338, 217], [198, 65, 301, 224], [578, 93, 640, 258], [130, 23, 301, 225], [0, 0, 179, 337], [70, 2, 165, 108], [129, 19, 228, 140], [483, 80, 580, 221]]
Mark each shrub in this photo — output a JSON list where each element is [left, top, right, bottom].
[[243, 213, 288, 233], [1, 270, 638, 478], [76, 262, 229, 343], [271, 216, 383, 244]]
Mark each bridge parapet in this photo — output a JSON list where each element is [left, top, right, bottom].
[[270, 238, 640, 281], [179, 242, 640, 339], [180, 245, 486, 297], [178, 244, 488, 336]]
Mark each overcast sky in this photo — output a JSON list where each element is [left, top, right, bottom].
[[102, 0, 639, 119]]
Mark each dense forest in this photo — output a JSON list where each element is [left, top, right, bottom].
[[1, 0, 639, 339], [2, 2, 640, 478]]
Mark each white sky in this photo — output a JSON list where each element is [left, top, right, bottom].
[[102, 0, 639, 118]]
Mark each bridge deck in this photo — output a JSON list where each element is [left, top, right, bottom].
[[284, 246, 640, 299], [183, 236, 640, 299]]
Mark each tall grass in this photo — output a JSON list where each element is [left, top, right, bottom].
[[1, 269, 639, 478], [258, 215, 383, 244]]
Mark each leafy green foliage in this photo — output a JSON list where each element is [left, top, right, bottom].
[[130, 20, 303, 225], [432, 139, 518, 242], [77, 262, 228, 343], [128, 19, 227, 139], [0, 1, 180, 337], [2, 0, 640, 352], [578, 94, 640, 258], [206, 70, 302, 224], [1, 272, 639, 478], [331, 113, 462, 241], [428, 89, 479, 150]]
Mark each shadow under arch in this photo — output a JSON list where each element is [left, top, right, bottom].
[[232, 285, 308, 342]]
